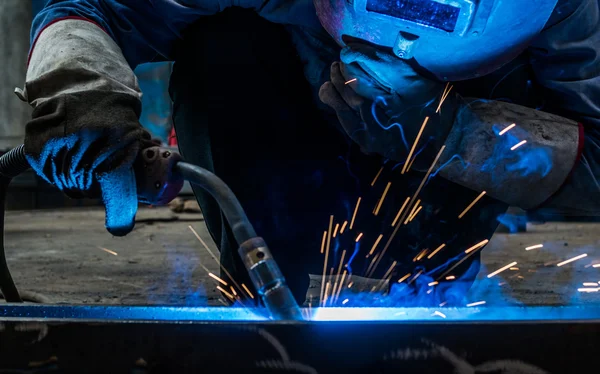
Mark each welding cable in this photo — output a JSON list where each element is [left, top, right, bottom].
[[174, 162, 257, 243], [0, 145, 30, 302]]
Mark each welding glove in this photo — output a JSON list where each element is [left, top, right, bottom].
[[24, 93, 153, 237], [319, 43, 459, 171], [19, 19, 156, 237]]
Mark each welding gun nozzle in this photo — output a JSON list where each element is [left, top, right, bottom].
[[238, 238, 303, 320]]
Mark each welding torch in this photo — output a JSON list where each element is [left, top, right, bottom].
[[0, 144, 303, 321]]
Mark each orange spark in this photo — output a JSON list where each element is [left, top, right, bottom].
[[241, 283, 254, 299], [487, 261, 517, 278], [465, 239, 489, 254], [511, 140, 527, 151], [525, 244, 543, 251], [557, 253, 587, 267], [368, 234, 384, 257], [320, 231, 327, 254], [208, 273, 228, 286], [340, 221, 348, 234], [466, 301, 486, 307], [98, 247, 118, 256], [350, 197, 361, 230], [370, 146, 446, 277], [402, 117, 429, 174], [371, 167, 384, 186], [427, 243, 446, 259], [391, 197, 411, 227], [374, 182, 392, 216], [320, 215, 334, 305], [498, 123, 516, 136], [217, 286, 235, 301], [458, 191, 487, 219]]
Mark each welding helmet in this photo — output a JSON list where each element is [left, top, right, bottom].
[[314, 0, 558, 81]]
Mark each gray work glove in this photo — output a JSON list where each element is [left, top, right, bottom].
[[319, 43, 459, 170], [24, 91, 153, 236]]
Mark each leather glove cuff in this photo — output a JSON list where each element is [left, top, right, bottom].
[[24, 90, 152, 196]]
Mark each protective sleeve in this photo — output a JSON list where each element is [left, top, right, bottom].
[[29, 0, 322, 68], [436, 0, 600, 217]]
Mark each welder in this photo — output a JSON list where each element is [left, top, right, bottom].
[[17, 0, 600, 306]]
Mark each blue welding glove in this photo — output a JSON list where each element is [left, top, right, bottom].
[[319, 43, 459, 170], [24, 92, 153, 236]]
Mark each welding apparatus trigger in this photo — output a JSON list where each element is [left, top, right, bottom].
[[134, 146, 184, 206]]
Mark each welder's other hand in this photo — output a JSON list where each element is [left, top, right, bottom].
[[24, 92, 153, 236], [339, 42, 441, 105], [319, 62, 405, 160], [319, 58, 459, 169]]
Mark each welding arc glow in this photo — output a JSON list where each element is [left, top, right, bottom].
[[498, 123, 516, 136], [511, 140, 527, 151], [557, 253, 587, 267], [487, 262, 518, 278]]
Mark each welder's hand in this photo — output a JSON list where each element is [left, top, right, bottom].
[[319, 44, 459, 170], [24, 93, 153, 236]]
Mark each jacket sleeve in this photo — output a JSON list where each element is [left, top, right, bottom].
[[526, 0, 600, 218], [436, 0, 600, 217], [21, 0, 321, 108]]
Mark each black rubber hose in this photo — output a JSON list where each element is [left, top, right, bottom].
[[0, 147, 259, 303], [0, 145, 29, 302], [174, 162, 257, 244]]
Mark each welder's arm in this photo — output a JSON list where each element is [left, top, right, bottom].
[[441, 0, 600, 216], [19, 0, 210, 235], [525, 0, 600, 217]]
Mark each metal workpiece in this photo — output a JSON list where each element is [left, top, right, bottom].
[[239, 237, 303, 321]]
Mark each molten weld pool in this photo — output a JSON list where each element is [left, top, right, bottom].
[[0, 305, 599, 373]]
